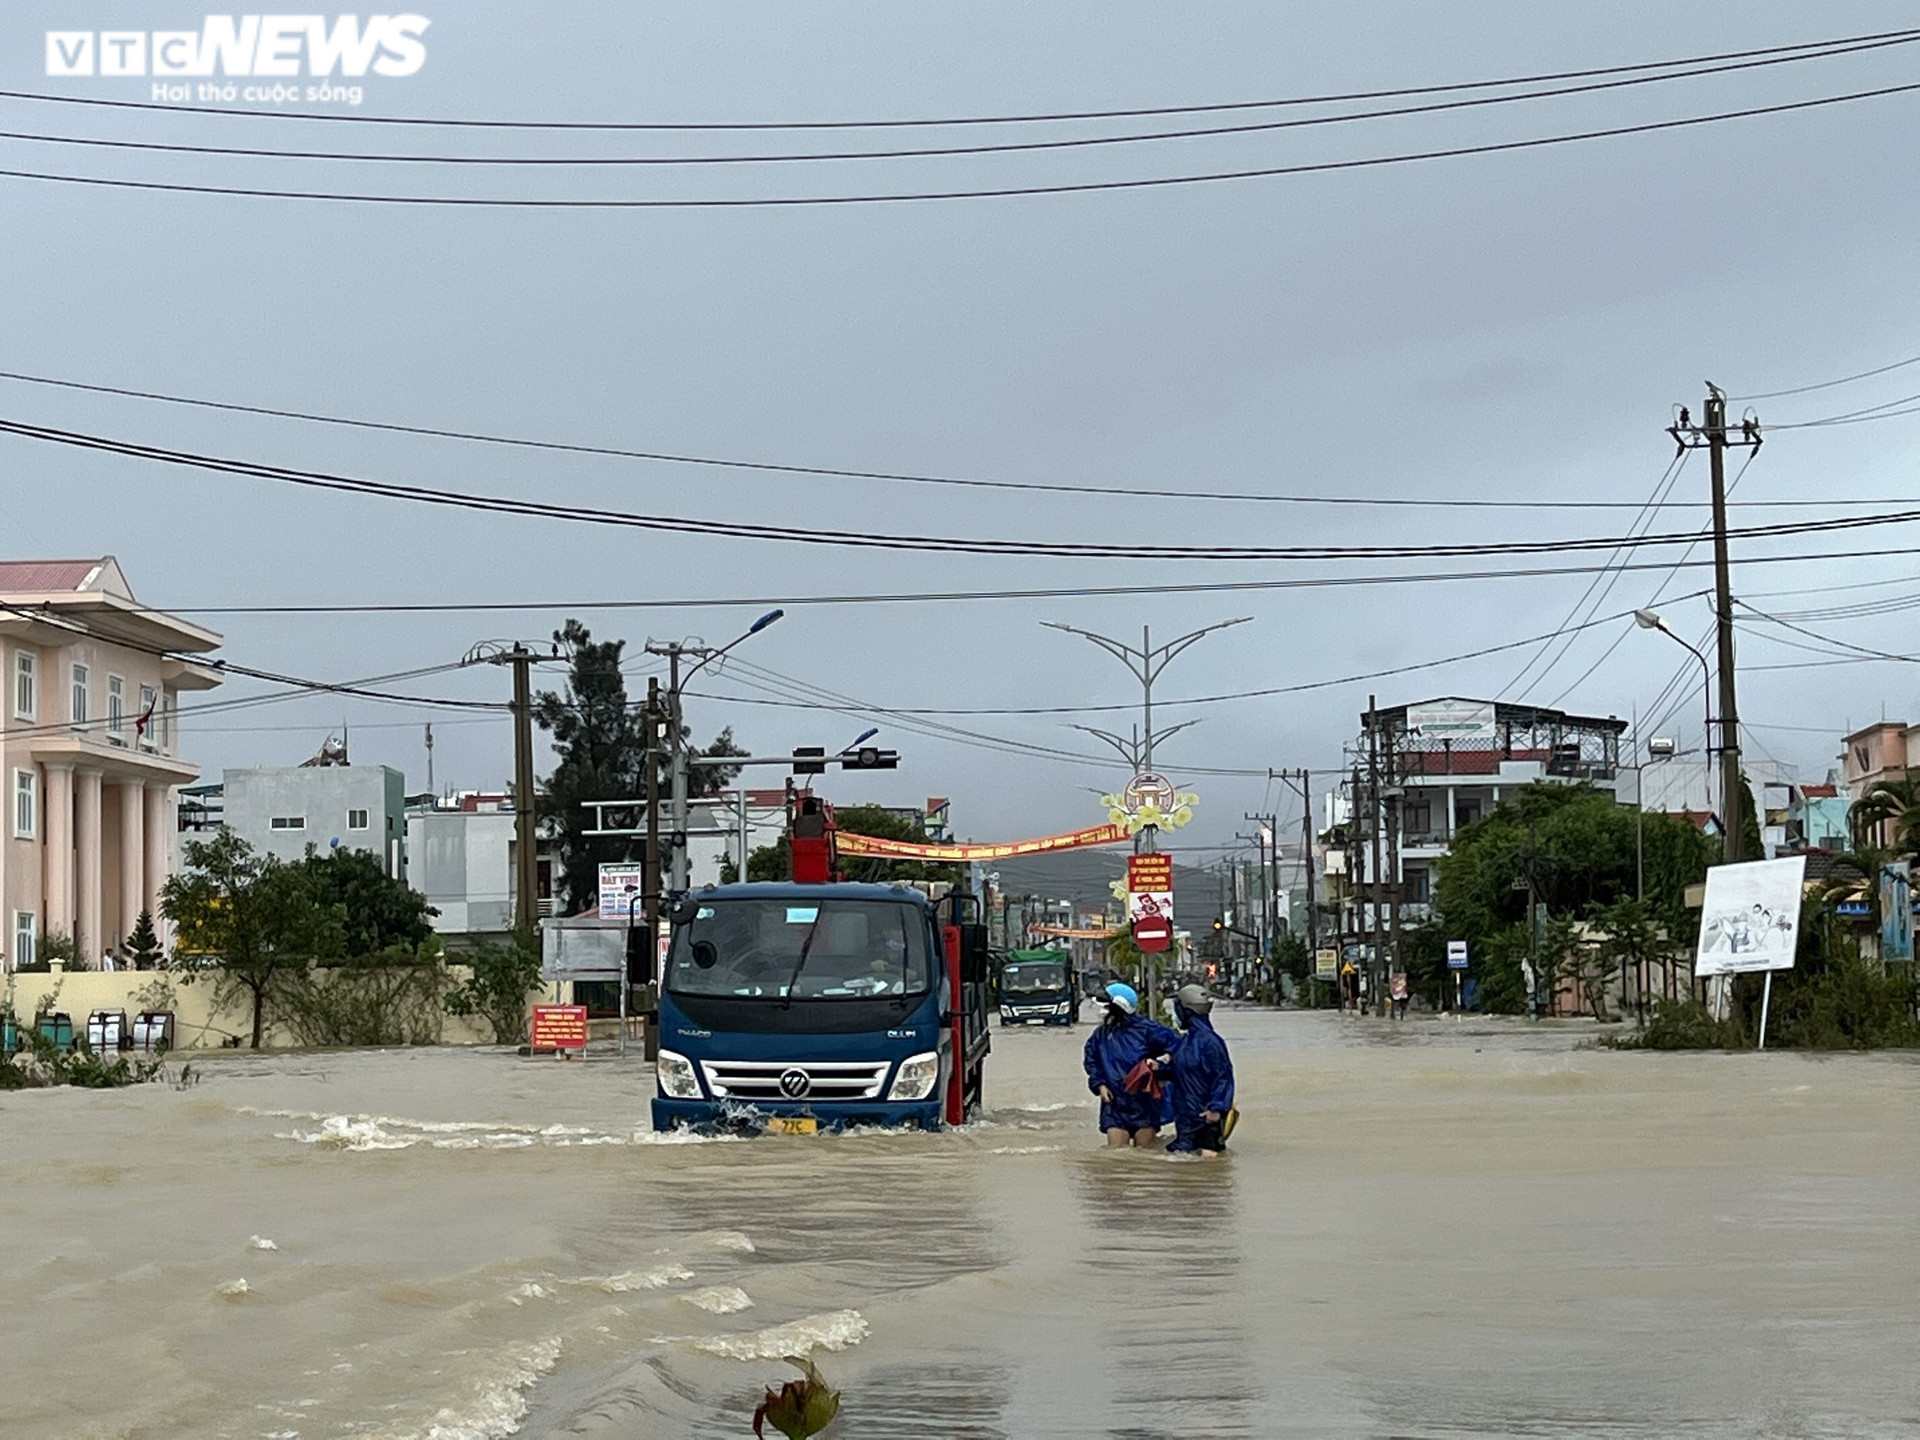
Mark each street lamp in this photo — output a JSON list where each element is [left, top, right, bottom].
[[1634, 608, 1716, 822], [1042, 618, 1250, 773], [651, 608, 786, 893]]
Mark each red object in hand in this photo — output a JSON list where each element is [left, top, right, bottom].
[[1123, 1057, 1163, 1099]]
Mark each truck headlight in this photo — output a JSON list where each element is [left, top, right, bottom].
[[887, 1051, 940, 1101], [1054, 1001, 1071, 1014], [656, 1049, 702, 1100]]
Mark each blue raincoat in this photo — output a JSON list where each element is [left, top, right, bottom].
[[1165, 1011, 1235, 1151], [1083, 1012, 1180, 1132]]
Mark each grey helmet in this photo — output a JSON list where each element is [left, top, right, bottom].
[[1175, 983, 1214, 1015]]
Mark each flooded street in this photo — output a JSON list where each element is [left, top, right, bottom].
[[5, 1010, 1917, 1439]]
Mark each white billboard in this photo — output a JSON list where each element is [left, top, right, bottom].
[[1695, 856, 1807, 975], [1406, 699, 1497, 741], [597, 862, 645, 920]]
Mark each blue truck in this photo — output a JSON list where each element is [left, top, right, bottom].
[[650, 880, 992, 1133]]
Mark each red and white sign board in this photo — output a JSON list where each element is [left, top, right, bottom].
[[530, 1004, 589, 1053], [1126, 853, 1175, 954]]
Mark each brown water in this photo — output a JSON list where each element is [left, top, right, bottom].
[[5, 1011, 1917, 1439]]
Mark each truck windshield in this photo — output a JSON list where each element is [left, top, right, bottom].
[[667, 898, 931, 1001], [1002, 962, 1066, 994]]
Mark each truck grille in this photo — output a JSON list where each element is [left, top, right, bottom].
[[698, 1059, 891, 1102]]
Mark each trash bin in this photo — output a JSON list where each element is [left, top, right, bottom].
[[87, 1009, 129, 1052], [2, 1015, 17, 1054], [38, 1012, 74, 1051], [132, 1011, 175, 1054]]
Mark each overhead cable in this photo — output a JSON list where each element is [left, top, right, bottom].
[[1, 81, 1916, 207]]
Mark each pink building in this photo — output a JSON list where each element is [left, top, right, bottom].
[[1, 557, 223, 968]]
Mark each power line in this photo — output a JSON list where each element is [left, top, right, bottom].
[[686, 601, 1698, 715], [104, 546, 1920, 617], [1731, 347, 1920, 401], [2, 79, 1916, 207], [9, 36, 1911, 168], [8, 415, 1920, 563], [6, 28, 1908, 131], [7, 367, 1905, 511]]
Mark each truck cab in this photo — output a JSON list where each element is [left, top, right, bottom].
[[998, 948, 1078, 1025], [650, 882, 991, 1133]]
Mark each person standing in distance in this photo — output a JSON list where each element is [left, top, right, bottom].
[[1083, 983, 1179, 1148], [1164, 984, 1235, 1157]]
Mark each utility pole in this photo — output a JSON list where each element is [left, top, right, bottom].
[[1669, 384, 1762, 862], [1366, 698, 1387, 1016], [647, 609, 784, 896], [508, 645, 538, 932], [643, 676, 664, 966]]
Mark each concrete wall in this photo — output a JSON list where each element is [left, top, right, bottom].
[[224, 766, 406, 873], [5, 965, 508, 1050]]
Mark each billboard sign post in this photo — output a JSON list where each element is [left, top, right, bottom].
[[1127, 853, 1174, 956], [1695, 855, 1808, 1049]]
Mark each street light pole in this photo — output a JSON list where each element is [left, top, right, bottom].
[[649, 609, 783, 895], [1043, 617, 1250, 774], [1634, 609, 1716, 832]]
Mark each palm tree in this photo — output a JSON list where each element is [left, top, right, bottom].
[[1850, 778, 1920, 854]]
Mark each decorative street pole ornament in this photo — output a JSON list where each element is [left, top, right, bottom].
[[1103, 772, 1198, 836]]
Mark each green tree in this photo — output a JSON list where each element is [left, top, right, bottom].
[[125, 909, 163, 971], [535, 620, 648, 916], [1585, 894, 1662, 1023], [160, 830, 343, 1048], [1850, 778, 1920, 854], [444, 938, 545, 1045], [1430, 782, 1713, 1015], [295, 845, 437, 956]]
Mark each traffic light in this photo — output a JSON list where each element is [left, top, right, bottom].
[[839, 746, 899, 770], [1212, 917, 1224, 932]]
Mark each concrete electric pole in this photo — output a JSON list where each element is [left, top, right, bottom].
[[1668, 384, 1762, 862]]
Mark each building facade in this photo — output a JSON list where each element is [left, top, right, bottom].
[[404, 791, 561, 938], [223, 761, 406, 874], [0, 557, 222, 968], [1353, 697, 1628, 923]]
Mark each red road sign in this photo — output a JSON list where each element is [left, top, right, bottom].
[[1133, 914, 1172, 953]]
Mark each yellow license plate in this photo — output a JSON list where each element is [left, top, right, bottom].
[[766, 1117, 818, 1135]]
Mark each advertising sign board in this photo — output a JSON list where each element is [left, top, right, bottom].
[[1314, 948, 1339, 979], [1695, 856, 1808, 975], [597, 863, 645, 920], [1880, 860, 1913, 961], [1127, 853, 1175, 955], [1406, 699, 1498, 742]]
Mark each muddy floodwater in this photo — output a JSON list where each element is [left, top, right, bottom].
[[5, 1010, 1918, 1439]]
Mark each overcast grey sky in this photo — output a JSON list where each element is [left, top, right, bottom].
[[5, 2, 1919, 853]]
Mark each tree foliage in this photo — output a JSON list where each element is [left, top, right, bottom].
[[535, 620, 647, 917], [161, 829, 341, 1048], [444, 937, 545, 1045], [162, 831, 446, 1048], [1431, 783, 1715, 1015], [125, 909, 163, 971]]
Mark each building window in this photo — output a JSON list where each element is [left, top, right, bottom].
[[14, 651, 34, 720], [14, 912, 35, 970], [107, 675, 125, 742], [1403, 865, 1431, 904], [347, 808, 370, 830], [14, 769, 35, 838], [138, 685, 157, 750], [270, 816, 307, 831], [71, 663, 89, 726]]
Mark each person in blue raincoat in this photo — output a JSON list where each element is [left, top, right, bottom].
[[1082, 983, 1180, 1147], [1163, 984, 1235, 1157]]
